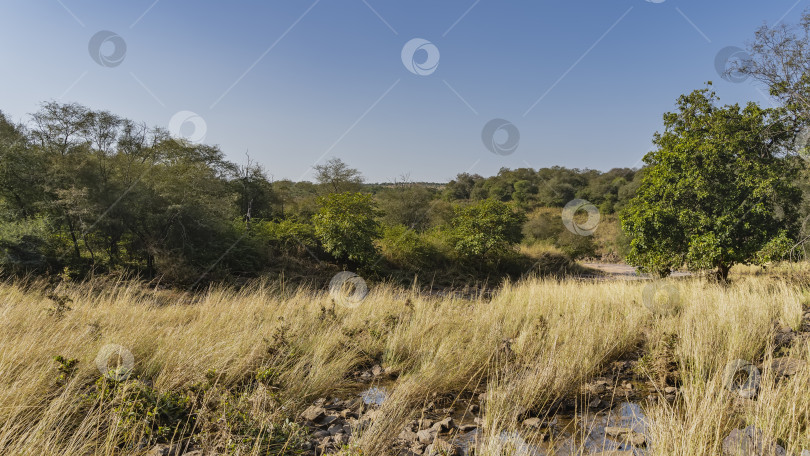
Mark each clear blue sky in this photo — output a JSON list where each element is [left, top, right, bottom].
[[0, 1, 803, 183]]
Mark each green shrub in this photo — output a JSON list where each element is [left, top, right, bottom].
[[312, 192, 381, 265], [449, 199, 526, 261], [379, 224, 441, 269]]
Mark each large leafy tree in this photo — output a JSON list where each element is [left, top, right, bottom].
[[621, 87, 801, 281]]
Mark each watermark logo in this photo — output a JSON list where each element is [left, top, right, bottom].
[[169, 111, 207, 144], [95, 344, 134, 381], [328, 271, 369, 308], [88, 31, 127, 68], [642, 282, 681, 316], [401, 38, 440, 76], [715, 46, 752, 84], [482, 119, 520, 156], [562, 199, 600, 236], [722, 359, 760, 399]]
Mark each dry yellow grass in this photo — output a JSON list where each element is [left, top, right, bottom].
[[0, 268, 808, 455]]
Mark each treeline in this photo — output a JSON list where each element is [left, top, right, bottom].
[[0, 102, 638, 285]]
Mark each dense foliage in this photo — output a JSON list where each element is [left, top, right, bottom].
[[621, 87, 802, 280]]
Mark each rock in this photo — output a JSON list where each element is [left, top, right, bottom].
[[340, 408, 357, 419], [371, 364, 384, 376], [327, 423, 344, 435], [588, 398, 602, 408], [605, 426, 646, 448], [801, 450, 810, 456], [722, 425, 786, 456], [468, 403, 480, 414], [317, 415, 339, 427], [425, 438, 462, 456], [769, 357, 807, 378], [431, 417, 455, 433], [146, 445, 180, 456], [522, 417, 555, 430], [399, 428, 419, 441], [459, 424, 477, 432], [664, 386, 678, 394], [333, 433, 350, 446], [417, 428, 438, 444], [313, 429, 330, 439], [418, 418, 434, 429], [300, 405, 327, 422]]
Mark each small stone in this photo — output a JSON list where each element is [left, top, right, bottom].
[[459, 424, 477, 432], [588, 398, 602, 408], [431, 417, 455, 433], [417, 428, 437, 444], [418, 418, 434, 429], [333, 433, 350, 445], [468, 403, 480, 414], [317, 415, 339, 427], [371, 364, 384, 376], [425, 438, 462, 456], [399, 428, 419, 441], [327, 423, 343, 435], [313, 430, 330, 439], [664, 386, 678, 394]]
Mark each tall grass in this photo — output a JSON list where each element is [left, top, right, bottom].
[[0, 270, 807, 455]]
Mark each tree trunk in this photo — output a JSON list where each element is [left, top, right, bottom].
[[715, 263, 731, 282]]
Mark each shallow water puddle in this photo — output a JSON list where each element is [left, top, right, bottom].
[[360, 385, 389, 406], [454, 402, 648, 456]]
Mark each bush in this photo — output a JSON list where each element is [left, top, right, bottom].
[[378, 224, 441, 270], [312, 192, 381, 266], [449, 199, 526, 261]]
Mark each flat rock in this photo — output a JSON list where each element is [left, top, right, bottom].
[[722, 425, 786, 456], [300, 405, 327, 422]]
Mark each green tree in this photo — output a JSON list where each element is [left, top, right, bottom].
[[621, 87, 801, 281], [449, 199, 526, 261], [313, 157, 363, 193], [312, 192, 381, 265]]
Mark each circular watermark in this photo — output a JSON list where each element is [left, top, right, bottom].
[[722, 359, 760, 399], [168, 111, 207, 144], [714, 46, 752, 84], [88, 30, 127, 68], [328, 272, 369, 308], [95, 344, 134, 381], [401, 38, 440, 76], [482, 119, 520, 156], [561, 199, 600, 236], [642, 282, 680, 316]]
